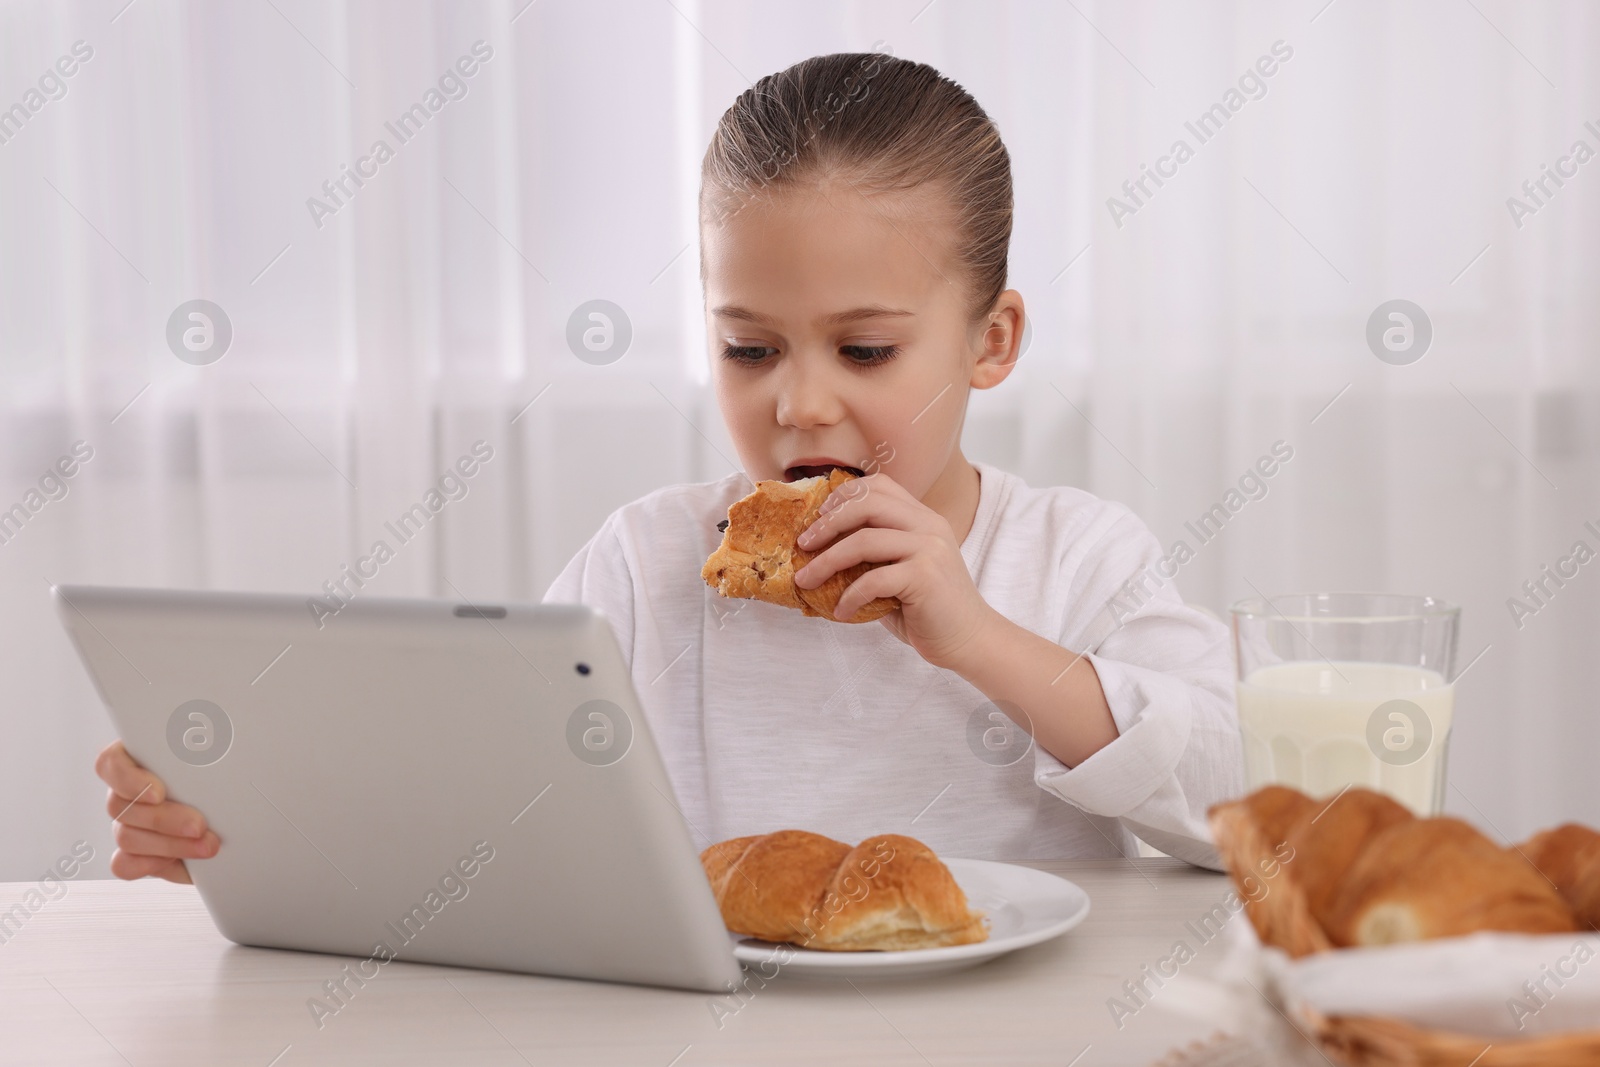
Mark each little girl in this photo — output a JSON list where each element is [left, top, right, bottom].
[[95, 51, 1243, 880]]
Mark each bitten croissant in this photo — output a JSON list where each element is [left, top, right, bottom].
[[699, 830, 988, 951], [1208, 785, 1588, 956], [701, 468, 900, 623]]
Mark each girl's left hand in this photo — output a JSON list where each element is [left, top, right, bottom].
[[792, 472, 999, 671]]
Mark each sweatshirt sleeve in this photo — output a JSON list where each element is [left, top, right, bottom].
[[539, 512, 638, 672], [1030, 505, 1246, 870]]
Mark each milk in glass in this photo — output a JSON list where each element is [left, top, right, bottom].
[[1236, 660, 1453, 816]]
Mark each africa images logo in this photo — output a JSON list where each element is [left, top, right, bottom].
[[305, 41, 494, 229], [306, 841, 495, 1030], [0, 40, 94, 148], [1106, 40, 1294, 228]]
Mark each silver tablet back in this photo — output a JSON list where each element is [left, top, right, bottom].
[[55, 584, 742, 994]]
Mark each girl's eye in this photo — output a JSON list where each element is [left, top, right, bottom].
[[721, 344, 775, 365], [841, 344, 899, 367], [719, 343, 900, 367]]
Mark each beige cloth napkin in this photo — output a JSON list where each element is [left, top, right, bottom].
[[1268, 928, 1600, 1037], [1148, 916, 1600, 1065]]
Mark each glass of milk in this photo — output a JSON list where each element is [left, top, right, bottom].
[[1229, 593, 1459, 816]]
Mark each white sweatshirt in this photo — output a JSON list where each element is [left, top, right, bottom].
[[540, 460, 1244, 868]]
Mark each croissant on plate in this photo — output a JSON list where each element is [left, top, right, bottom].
[[1208, 785, 1590, 957], [699, 830, 989, 951]]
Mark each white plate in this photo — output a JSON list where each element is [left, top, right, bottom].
[[728, 858, 1090, 980]]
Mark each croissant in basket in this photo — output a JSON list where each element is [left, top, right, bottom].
[[1519, 823, 1600, 931], [1208, 785, 1586, 956], [1206, 784, 1329, 955], [699, 830, 988, 951], [1209, 786, 1600, 1067], [701, 467, 900, 623]]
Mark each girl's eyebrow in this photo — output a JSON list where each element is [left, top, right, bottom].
[[712, 304, 915, 327]]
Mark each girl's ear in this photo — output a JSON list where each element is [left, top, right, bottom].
[[971, 292, 1025, 390]]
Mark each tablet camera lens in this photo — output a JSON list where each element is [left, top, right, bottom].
[[575, 662, 591, 675]]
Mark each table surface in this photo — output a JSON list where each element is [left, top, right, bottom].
[[0, 860, 1253, 1067]]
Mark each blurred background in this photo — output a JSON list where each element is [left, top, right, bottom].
[[1, 0, 1596, 879]]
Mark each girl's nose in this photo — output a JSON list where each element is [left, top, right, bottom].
[[774, 356, 842, 429]]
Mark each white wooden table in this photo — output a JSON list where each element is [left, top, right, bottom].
[[0, 860, 1252, 1066]]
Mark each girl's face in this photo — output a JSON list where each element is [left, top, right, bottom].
[[701, 178, 1021, 502]]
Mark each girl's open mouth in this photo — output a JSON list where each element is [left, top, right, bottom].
[[783, 464, 864, 482]]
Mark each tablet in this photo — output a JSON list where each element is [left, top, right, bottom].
[[54, 584, 742, 994]]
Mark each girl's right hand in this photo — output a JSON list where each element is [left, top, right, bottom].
[[94, 739, 220, 884]]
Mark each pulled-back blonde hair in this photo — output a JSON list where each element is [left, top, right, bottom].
[[700, 50, 1013, 326]]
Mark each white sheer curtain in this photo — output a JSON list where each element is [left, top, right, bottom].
[[1, 0, 1594, 879]]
